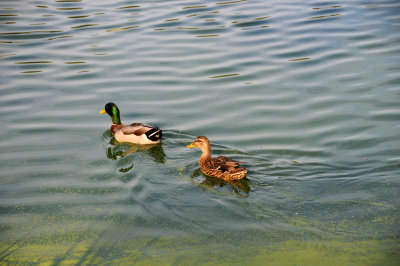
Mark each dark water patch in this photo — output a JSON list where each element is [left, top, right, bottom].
[[231, 17, 270, 28], [217, 0, 247, 4], [19, 70, 43, 74], [288, 57, 311, 61], [70, 23, 98, 29], [14, 60, 52, 64], [0, 30, 63, 36], [209, 73, 240, 78], [47, 35, 73, 40], [115, 6, 141, 10]]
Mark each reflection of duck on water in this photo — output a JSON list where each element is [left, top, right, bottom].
[[106, 141, 166, 163], [103, 133, 166, 173]]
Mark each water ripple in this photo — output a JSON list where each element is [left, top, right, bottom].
[[0, 0, 399, 263]]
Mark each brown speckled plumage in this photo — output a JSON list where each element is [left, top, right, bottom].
[[187, 136, 248, 181]]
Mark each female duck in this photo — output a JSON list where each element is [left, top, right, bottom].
[[100, 102, 162, 144], [187, 136, 248, 181]]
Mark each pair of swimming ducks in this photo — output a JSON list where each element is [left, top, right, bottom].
[[100, 102, 248, 181]]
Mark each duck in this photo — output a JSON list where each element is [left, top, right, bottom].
[[187, 136, 248, 181], [100, 102, 162, 145]]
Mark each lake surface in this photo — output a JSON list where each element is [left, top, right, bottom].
[[1, 0, 399, 264]]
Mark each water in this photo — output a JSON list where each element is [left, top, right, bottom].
[[1, 0, 399, 264]]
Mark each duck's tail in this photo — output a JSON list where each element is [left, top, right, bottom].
[[146, 127, 162, 142]]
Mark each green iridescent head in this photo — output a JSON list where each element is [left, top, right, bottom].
[[100, 102, 121, 124]]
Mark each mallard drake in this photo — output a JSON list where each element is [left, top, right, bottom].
[[100, 102, 162, 145], [187, 136, 248, 181]]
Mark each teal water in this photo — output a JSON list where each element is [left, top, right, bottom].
[[1, 0, 399, 264]]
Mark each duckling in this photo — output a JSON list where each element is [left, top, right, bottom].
[[187, 136, 248, 181], [100, 102, 162, 144]]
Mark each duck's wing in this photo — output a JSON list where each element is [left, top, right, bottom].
[[117, 123, 145, 135], [215, 156, 245, 172], [216, 156, 234, 162], [203, 158, 224, 170], [121, 123, 162, 141]]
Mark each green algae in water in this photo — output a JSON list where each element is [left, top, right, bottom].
[[1, 210, 399, 265], [1, 238, 399, 265]]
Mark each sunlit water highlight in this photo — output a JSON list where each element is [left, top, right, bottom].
[[0, 0, 399, 264]]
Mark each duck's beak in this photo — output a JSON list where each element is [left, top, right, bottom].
[[186, 143, 196, 148], [99, 108, 106, 114]]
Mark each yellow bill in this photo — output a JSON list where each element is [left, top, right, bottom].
[[99, 109, 106, 114], [186, 143, 196, 148]]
